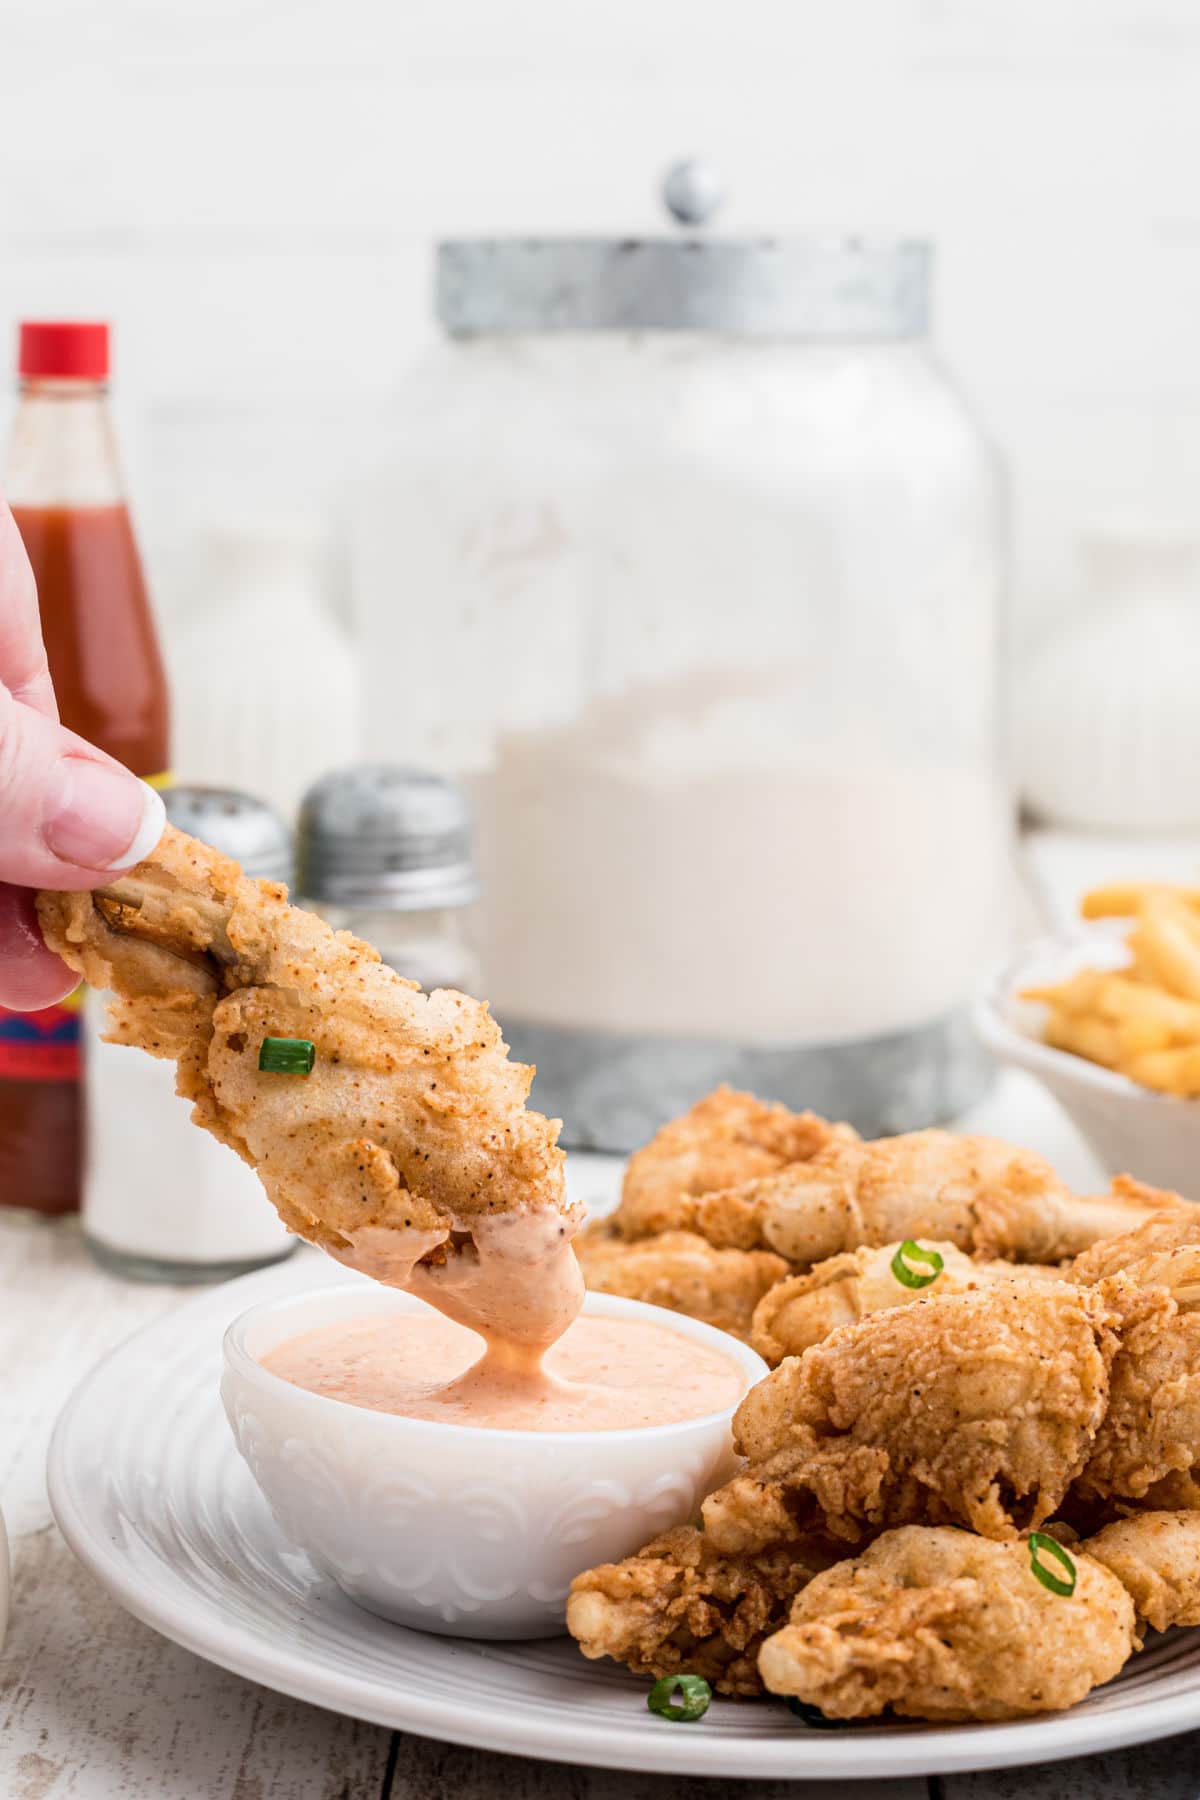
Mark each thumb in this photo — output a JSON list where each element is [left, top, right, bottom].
[[0, 681, 165, 889]]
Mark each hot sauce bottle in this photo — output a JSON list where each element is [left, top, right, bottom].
[[0, 322, 169, 1214]]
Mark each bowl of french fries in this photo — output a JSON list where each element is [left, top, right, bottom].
[[974, 881, 1200, 1199]]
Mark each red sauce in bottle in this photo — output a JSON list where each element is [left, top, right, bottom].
[[0, 323, 169, 1215]]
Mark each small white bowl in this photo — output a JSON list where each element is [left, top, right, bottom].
[[221, 1284, 765, 1641], [973, 933, 1200, 1199]]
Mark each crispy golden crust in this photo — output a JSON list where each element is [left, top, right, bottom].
[[36, 826, 575, 1272], [708, 1284, 1121, 1549], [575, 1225, 787, 1343], [1074, 1271, 1200, 1506], [1085, 1510, 1200, 1633], [750, 1241, 1065, 1366], [566, 1523, 838, 1696], [670, 1132, 1182, 1270], [757, 1526, 1136, 1722], [1071, 1207, 1200, 1287], [614, 1086, 856, 1240]]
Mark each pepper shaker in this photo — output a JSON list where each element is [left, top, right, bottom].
[[296, 765, 482, 996]]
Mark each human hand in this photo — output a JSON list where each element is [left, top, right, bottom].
[[0, 499, 164, 1010]]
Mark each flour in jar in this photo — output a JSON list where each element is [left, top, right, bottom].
[[473, 669, 1010, 1045]]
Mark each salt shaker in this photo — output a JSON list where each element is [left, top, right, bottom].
[[82, 787, 298, 1282], [296, 766, 481, 995]]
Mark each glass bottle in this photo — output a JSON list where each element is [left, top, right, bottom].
[[0, 321, 169, 1214]]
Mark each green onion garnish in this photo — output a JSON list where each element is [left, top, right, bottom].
[[1028, 1531, 1076, 1597], [890, 1240, 945, 1289], [258, 1037, 316, 1075], [785, 1697, 854, 1729], [647, 1674, 711, 1722]]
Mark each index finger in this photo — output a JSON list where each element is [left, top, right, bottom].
[[0, 494, 57, 719]]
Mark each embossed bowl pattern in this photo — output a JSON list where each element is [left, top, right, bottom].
[[221, 1285, 766, 1639]]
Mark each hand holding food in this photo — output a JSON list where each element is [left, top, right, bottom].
[[35, 841, 1200, 1737], [37, 824, 583, 1354]]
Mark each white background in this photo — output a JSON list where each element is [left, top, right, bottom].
[[1, 0, 1198, 649]]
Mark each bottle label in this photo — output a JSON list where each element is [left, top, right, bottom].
[[0, 986, 83, 1081]]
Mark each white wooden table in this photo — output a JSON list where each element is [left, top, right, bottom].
[[4, 1074, 1200, 1799]]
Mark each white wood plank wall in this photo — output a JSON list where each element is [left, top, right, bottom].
[[0, 0, 1198, 649]]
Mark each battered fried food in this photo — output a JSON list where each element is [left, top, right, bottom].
[[706, 1283, 1120, 1549], [36, 826, 581, 1349], [1085, 1510, 1200, 1633], [575, 1225, 787, 1343], [614, 1086, 856, 1240], [670, 1132, 1182, 1270], [1071, 1205, 1200, 1288], [750, 1241, 1064, 1365], [566, 1523, 837, 1696], [1074, 1264, 1200, 1507], [757, 1526, 1137, 1722]]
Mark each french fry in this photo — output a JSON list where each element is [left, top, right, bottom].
[[1082, 882, 1200, 919], [1020, 970, 1107, 1014], [1134, 897, 1200, 1002], [1115, 1016, 1173, 1059], [1044, 1010, 1124, 1070], [1091, 974, 1200, 1039], [1122, 1044, 1200, 1098], [1035, 878, 1200, 1094]]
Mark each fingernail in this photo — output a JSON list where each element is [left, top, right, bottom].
[[44, 758, 166, 871]]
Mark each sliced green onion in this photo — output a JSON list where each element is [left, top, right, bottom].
[[890, 1240, 945, 1290], [1028, 1531, 1076, 1597], [785, 1697, 854, 1729], [647, 1674, 711, 1722], [258, 1036, 316, 1075]]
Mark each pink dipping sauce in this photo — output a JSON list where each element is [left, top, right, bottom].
[[261, 1309, 744, 1432]]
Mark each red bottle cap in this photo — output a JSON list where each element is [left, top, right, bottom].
[[18, 321, 110, 381]]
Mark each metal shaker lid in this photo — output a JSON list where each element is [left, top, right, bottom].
[[163, 786, 293, 884], [437, 159, 930, 341], [296, 765, 480, 910]]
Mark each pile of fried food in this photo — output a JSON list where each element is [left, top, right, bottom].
[[1026, 879, 1200, 1096], [570, 1086, 1200, 1722]]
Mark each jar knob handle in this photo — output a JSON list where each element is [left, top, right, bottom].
[[661, 159, 724, 229]]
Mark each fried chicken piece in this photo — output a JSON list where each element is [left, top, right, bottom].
[[705, 1283, 1120, 1549], [566, 1523, 837, 1696], [750, 1241, 1065, 1365], [672, 1133, 1183, 1270], [614, 1086, 857, 1240], [757, 1525, 1136, 1722], [575, 1225, 786, 1343], [1073, 1264, 1200, 1507], [36, 826, 581, 1349], [1071, 1205, 1200, 1287], [1085, 1510, 1200, 1633]]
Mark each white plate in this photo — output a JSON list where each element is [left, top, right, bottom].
[[47, 1256, 1200, 1780]]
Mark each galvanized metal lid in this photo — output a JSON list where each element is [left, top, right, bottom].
[[437, 159, 930, 340], [295, 765, 479, 910], [163, 786, 293, 885]]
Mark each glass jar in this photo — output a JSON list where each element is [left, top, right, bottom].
[[352, 170, 1009, 1148]]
